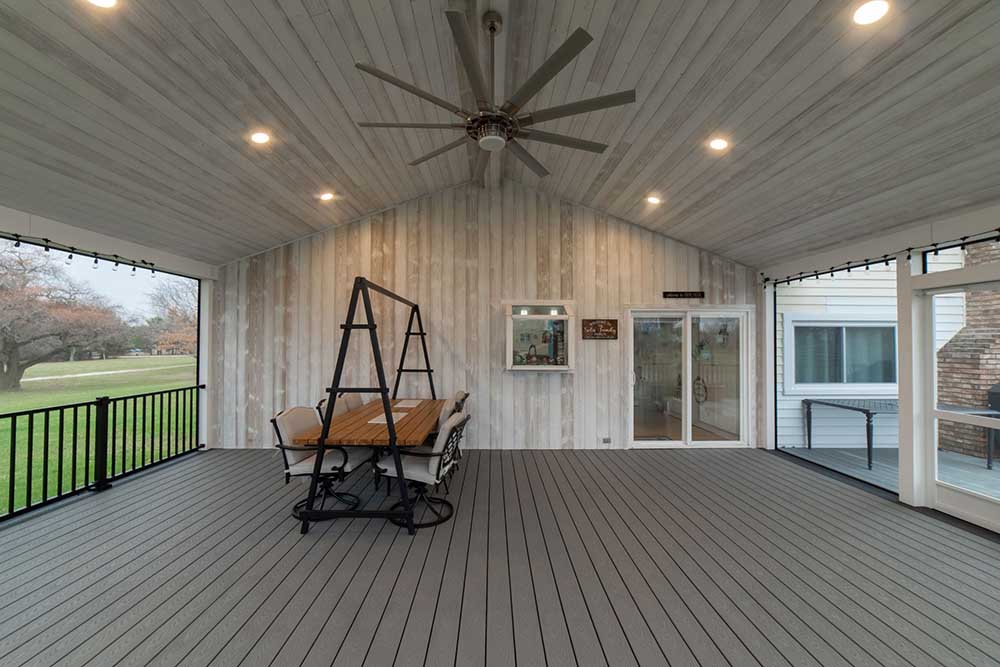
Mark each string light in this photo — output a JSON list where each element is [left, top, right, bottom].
[[864, 259, 870, 271], [932, 243, 939, 256], [883, 255, 890, 266], [1, 233, 172, 280]]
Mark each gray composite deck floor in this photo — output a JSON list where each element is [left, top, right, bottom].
[[1, 448, 1000, 666], [784, 446, 1000, 497]]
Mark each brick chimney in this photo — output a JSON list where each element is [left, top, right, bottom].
[[936, 242, 1000, 459]]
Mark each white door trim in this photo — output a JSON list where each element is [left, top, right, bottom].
[[627, 305, 753, 449]]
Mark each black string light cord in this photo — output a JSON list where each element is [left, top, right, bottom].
[[1, 230, 166, 278], [760, 228, 999, 287]]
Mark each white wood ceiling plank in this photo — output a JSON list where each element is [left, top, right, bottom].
[[664, 0, 996, 244]]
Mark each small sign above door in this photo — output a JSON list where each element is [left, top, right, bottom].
[[663, 291, 705, 299], [581, 319, 618, 340]]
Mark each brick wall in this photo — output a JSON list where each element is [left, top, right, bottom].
[[936, 242, 1000, 459]]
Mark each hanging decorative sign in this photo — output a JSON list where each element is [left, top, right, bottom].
[[581, 319, 618, 340], [663, 291, 705, 299]]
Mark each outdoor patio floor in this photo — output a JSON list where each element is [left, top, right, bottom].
[[1, 448, 999, 666], [784, 446, 999, 497]]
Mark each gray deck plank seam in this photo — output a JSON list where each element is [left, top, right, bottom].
[[613, 451, 897, 667], [578, 451, 833, 667], [528, 451, 642, 667], [129, 470, 378, 667], [536, 451, 685, 666], [0, 454, 282, 633], [363, 460, 471, 667], [654, 450, 989, 666], [720, 451, 1000, 614], [561, 451, 789, 667], [3, 470, 305, 665], [510, 449, 578, 667], [391, 456, 477, 667], [185, 475, 378, 667], [521, 451, 608, 667], [0, 450, 246, 563], [763, 450, 1000, 561], [0, 452, 267, 588], [652, 450, 970, 666]]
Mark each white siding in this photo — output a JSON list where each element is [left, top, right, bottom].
[[776, 251, 964, 449]]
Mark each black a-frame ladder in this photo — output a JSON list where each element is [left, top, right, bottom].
[[299, 277, 436, 535]]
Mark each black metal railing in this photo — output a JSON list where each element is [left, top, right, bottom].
[[1, 384, 204, 521]]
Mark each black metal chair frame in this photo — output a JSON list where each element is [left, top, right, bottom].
[[271, 414, 362, 517], [299, 277, 436, 535], [378, 413, 469, 529]]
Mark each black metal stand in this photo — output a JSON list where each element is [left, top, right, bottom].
[[299, 277, 436, 535]]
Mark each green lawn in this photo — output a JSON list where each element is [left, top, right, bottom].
[[0, 356, 199, 516]]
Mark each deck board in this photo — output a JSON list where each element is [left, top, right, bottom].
[[1, 448, 999, 667]]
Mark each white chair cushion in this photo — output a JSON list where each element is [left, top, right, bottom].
[[287, 447, 372, 476], [437, 398, 459, 430], [375, 453, 438, 486]]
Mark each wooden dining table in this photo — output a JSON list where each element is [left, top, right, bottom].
[[292, 399, 446, 447]]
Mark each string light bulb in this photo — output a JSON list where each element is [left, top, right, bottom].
[[92, 255, 99, 269], [131, 264, 137, 277], [13, 235, 20, 248], [65, 248, 75, 265]]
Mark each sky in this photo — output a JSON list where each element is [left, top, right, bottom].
[[4, 240, 193, 320]]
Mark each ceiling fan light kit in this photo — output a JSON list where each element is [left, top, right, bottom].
[[355, 9, 636, 186]]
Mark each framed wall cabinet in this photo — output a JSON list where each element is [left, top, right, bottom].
[[504, 301, 575, 371]]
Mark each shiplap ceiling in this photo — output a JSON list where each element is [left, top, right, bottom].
[[1, 0, 999, 267]]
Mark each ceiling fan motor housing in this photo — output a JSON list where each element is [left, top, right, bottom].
[[468, 114, 517, 152]]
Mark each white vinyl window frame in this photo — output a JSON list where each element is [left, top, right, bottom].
[[910, 263, 1000, 533], [503, 300, 576, 372], [782, 312, 899, 397]]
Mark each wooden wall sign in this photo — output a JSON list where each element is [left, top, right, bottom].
[[582, 319, 618, 340], [662, 291, 705, 298]]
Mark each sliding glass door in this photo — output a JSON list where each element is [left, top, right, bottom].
[[631, 310, 748, 447]]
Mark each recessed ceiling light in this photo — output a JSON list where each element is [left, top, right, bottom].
[[853, 1, 889, 25], [88, 0, 117, 7], [250, 131, 270, 145], [319, 192, 334, 201], [646, 196, 661, 205], [708, 137, 729, 151]]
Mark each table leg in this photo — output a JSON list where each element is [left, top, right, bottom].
[[988, 429, 995, 471], [805, 401, 813, 449], [865, 413, 874, 470]]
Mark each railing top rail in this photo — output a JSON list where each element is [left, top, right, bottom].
[[107, 384, 205, 402], [0, 384, 205, 420]]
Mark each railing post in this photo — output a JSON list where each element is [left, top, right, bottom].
[[92, 396, 112, 491]]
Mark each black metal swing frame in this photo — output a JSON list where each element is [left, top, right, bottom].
[[299, 276, 436, 535]]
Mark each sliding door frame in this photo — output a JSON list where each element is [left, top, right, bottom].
[[627, 305, 753, 449]]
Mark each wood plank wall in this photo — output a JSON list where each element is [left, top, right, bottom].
[[209, 180, 757, 450]]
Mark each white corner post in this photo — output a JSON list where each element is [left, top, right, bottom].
[[763, 283, 776, 449], [198, 279, 213, 449], [897, 252, 931, 506]]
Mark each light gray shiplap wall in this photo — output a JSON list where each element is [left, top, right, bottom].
[[209, 180, 756, 450]]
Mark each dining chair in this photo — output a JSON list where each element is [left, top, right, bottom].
[[271, 406, 372, 515], [453, 390, 470, 412], [375, 412, 470, 528], [315, 395, 348, 422]]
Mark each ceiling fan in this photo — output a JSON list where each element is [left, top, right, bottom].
[[354, 10, 636, 185]]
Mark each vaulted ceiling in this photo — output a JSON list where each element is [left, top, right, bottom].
[[1, 0, 999, 267]]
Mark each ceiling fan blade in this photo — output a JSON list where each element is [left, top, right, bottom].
[[356, 63, 469, 118], [501, 28, 593, 115], [516, 129, 607, 153], [409, 137, 470, 166], [445, 11, 492, 111], [472, 149, 490, 185], [518, 90, 636, 126], [358, 122, 466, 129], [507, 140, 550, 178]]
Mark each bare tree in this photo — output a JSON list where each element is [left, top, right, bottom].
[[0, 246, 124, 390], [149, 277, 198, 355]]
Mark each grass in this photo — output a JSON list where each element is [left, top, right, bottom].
[[0, 356, 199, 516]]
